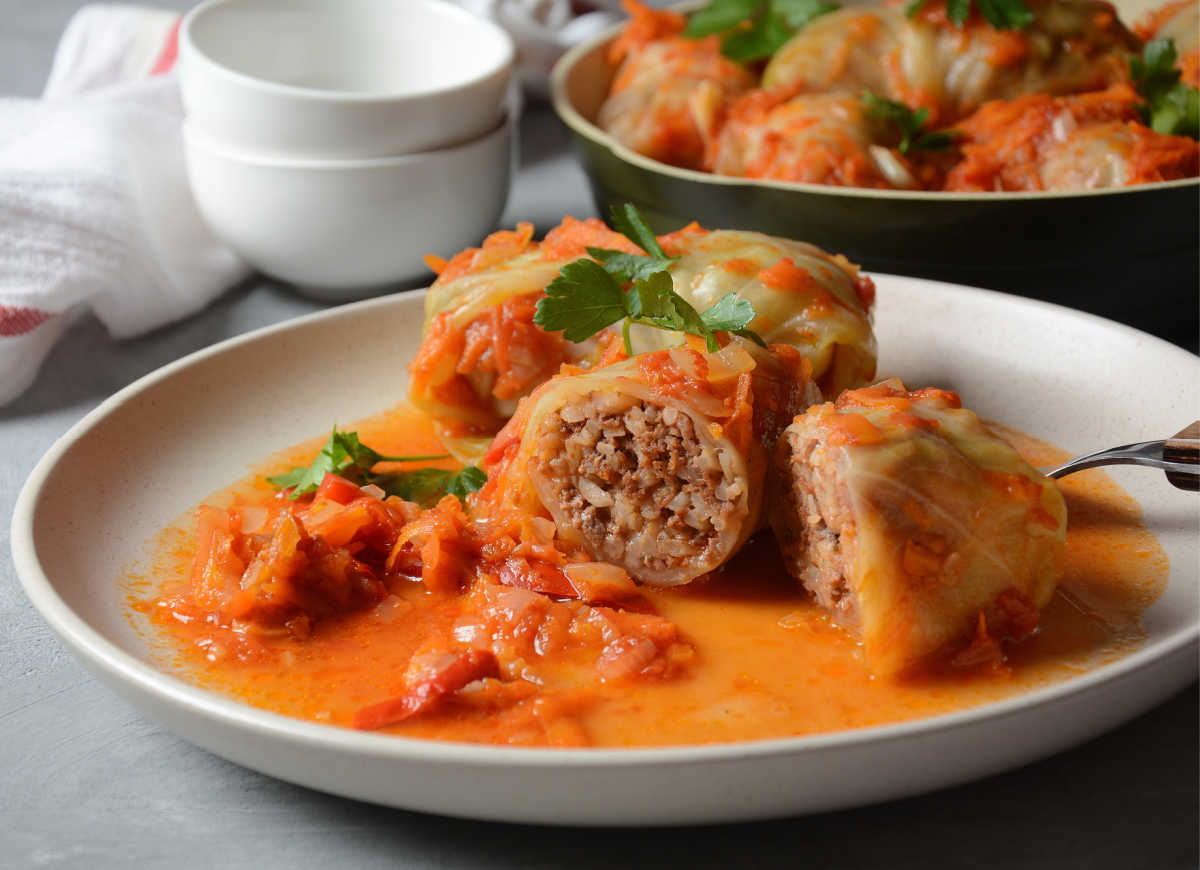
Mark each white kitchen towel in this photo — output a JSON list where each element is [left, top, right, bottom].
[[0, 5, 247, 406]]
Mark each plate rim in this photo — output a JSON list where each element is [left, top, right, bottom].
[[11, 274, 1200, 771]]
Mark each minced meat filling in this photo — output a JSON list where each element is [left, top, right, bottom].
[[531, 393, 741, 575], [772, 429, 857, 620]]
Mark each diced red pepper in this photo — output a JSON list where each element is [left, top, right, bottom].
[[316, 473, 363, 506], [353, 649, 500, 730], [498, 557, 577, 599]]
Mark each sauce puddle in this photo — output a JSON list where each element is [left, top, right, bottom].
[[126, 407, 1168, 748]]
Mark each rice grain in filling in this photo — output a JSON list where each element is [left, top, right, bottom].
[[771, 427, 859, 623], [528, 390, 745, 585]]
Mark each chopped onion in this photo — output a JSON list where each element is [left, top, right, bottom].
[[564, 562, 639, 603], [595, 636, 657, 682], [305, 499, 343, 527], [373, 595, 410, 623], [868, 145, 918, 190], [527, 516, 557, 545], [1050, 109, 1077, 144], [239, 505, 270, 535], [360, 483, 386, 500]]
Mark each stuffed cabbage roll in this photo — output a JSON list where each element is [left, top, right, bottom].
[[413, 220, 878, 459], [706, 91, 915, 188], [762, 0, 1137, 125], [598, 1, 754, 169], [1135, 0, 1198, 87], [944, 85, 1200, 190], [410, 218, 643, 459], [664, 227, 878, 396], [479, 341, 818, 587], [771, 379, 1067, 676]]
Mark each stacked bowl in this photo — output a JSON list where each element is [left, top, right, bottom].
[[180, 0, 516, 298]]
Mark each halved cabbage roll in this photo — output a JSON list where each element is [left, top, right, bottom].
[[762, 0, 1137, 125], [771, 379, 1067, 676], [598, 1, 754, 168], [479, 341, 818, 587], [944, 84, 1200, 190]]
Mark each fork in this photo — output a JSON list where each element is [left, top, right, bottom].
[[1042, 422, 1199, 491]]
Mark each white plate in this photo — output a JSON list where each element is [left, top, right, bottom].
[[12, 276, 1199, 826]]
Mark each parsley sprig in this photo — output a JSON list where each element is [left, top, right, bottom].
[[906, 0, 1033, 30], [533, 204, 765, 355], [268, 426, 484, 506], [684, 0, 838, 62], [375, 465, 489, 508], [861, 91, 959, 154], [1132, 39, 1200, 139]]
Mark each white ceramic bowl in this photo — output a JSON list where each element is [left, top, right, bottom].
[[183, 116, 512, 297], [180, 0, 515, 158]]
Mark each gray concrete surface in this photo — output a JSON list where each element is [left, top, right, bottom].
[[2, 2, 1196, 867]]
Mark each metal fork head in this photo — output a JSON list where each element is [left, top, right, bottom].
[[1042, 439, 1200, 490]]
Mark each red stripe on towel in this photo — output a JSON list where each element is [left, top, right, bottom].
[[150, 17, 182, 76], [0, 306, 54, 337]]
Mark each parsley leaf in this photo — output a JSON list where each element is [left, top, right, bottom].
[[721, 9, 794, 62], [861, 90, 960, 154], [267, 426, 449, 499], [540, 210, 763, 352], [607, 203, 670, 260], [587, 248, 673, 282], [699, 292, 754, 332], [685, 0, 760, 37], [684, 0, 837, 62], [774, 0, 840, 31], [538, 260, 629, 343], [534, 204, 765, 354], [1132, 39, 1200, 139], [906, 0, 1031, 29], [377, 465, 488, 508], [268, 426, 486, 508], [446, 465, 489, 500]]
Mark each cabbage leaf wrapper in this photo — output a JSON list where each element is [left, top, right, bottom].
[[772, 378, 1068, 676], [663, 228, 877, 395], [477, 340, 819, 587]]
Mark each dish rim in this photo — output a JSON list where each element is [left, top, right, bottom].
[[548, 14, 1200, 205], [181, 0, 516, 105], [12, 277, 1200, 769]]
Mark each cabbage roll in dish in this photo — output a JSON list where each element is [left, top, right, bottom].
[[706, 91, 913, 188], [762, 0, 1137, 125], [598, 1, 754, 169], [771, 379, 1067, 676], [944, 84, 1200, 190], [478, 340, 818, 587]]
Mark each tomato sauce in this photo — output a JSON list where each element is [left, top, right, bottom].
[[127, 405, 1168, 748]]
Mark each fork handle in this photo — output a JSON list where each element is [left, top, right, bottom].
[[1164, 422, 1200, 491]]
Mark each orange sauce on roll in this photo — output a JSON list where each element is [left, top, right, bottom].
[[128, 405, 1168, 748]]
